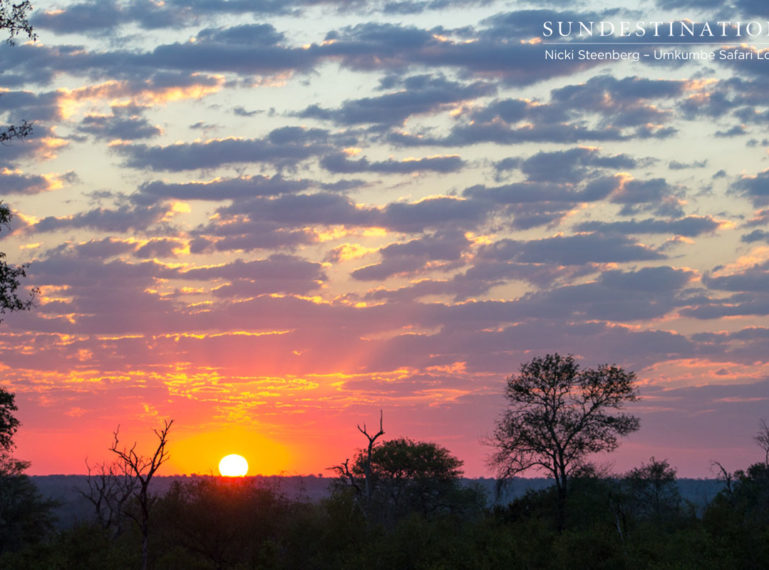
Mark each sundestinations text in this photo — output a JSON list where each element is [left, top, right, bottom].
[[543, 20, 769, 38]]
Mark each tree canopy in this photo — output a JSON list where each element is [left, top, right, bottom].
[[335, 437, 481, 521], [0, 388, 19, 453], [0, 1, 37, 316], [0, 205, 36, 323], [622, 456, 681, 521], [0, 1, 34, 44], [490, 353, 640, 527], [1, 1, 34, 143], [354, 438, 464, 483]]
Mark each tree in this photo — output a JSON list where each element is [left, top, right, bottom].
[[0, 391, 55, 557], [156, 477, 295, 569], [623, 457, 680, 522], [331, 410, 385, 516], [490, 353, 640, 529], [80, 458, 138, 536], [0, 217, 43, 556], [0, 205, 36, 323], [1, 0, 35, 143], [335, 436, 481, 522], [0, 8, 46, 546], [109, 419, 173, 570], [704, 461, 769, 566], [0, 388, 19, 453], [0, 457, 56, 557], [0, 1, 34, 43], [0, 1, 38, 316], [755, 418, 769, 466]]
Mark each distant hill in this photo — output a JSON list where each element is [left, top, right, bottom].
[[30, 475, 726, 529]]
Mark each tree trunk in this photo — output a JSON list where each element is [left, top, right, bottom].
[[555, 462, 568, 532], [556, 482, 567, 532], [141, 522, 149, 570]]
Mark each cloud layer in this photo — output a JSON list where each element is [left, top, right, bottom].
[[2, 1, 768, 477]]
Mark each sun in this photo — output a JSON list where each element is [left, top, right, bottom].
[[218, 454, 249, 477]]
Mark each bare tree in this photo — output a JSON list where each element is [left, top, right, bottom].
[[755, 418, 769, 466], [331, 410, 384, 514], [332, 458, 361, 495], [711, 461, 734, 497], [357, 410, 384, 505], [80, 458, 137, 536], [110, 419, 173, 570]]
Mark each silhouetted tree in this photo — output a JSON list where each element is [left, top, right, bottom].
[[331, 410, 384, 516], [80, 458, 138, 536], [0, 206, 36, 324], [109, 419, 173, 570], [756, 418, 769, 466], [0, 458, 55, 556], [0, 388, 19, 453], [0, 1, 33, 43], [705, 461, 769, 567], [490, 353, 640, 529], [623, 457, 680, 522], [0, 7, 38, 320], [1, 0, 35, 143], [0, 4, 37, 317], [336, 436, 481, 523], [0, 392, 55, 556], [0, 46, 51, 544], [711, 460, 735, 497]]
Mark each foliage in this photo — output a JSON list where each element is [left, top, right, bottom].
[[0, 3, 36, 310], [703, 461, 769, 568], [0, 387, 19, 452], [490, 353, 639, 527], [0, 121, 32, 144], [0, 4, 38, 320], [0, 0, 34, 44], [0, 205, 37, 323], [1, 1, 35, 144], [0, 458, 56, 556], [9, 462, 769, 569], [335, 437, 484, 523], [621, 456, 681, 522], [0, 385, 58, 559], [155, 477, 295, 568]]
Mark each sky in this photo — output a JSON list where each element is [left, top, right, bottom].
[[1, 0, 769, 478]]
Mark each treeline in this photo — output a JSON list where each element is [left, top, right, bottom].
[[1, 454, 769, 568]]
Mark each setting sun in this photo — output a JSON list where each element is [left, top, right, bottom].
[[218, 454, 249, 477]]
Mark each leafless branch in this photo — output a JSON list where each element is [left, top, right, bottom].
[[80, 458, 137, 535], [711, 460, 734, 496], [755, 418, 769, 465], [109, 419, 174, 570]]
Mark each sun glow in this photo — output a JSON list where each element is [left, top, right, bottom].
[[218, 454, 249, 477]]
